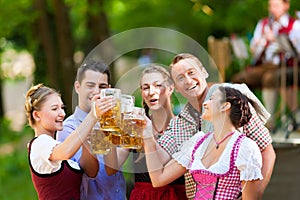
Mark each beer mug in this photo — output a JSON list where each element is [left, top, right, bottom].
[[121, 94, 135, 114], [109, 94, 135, 146], [109, 132, 122, 146], [89, 123, 112, 155], [98, 88, 122, 132], [122, 107, 146, 149]]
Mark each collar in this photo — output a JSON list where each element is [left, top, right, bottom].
[[278, 14, 290, 27], [179, 102, 201, 125], [73, 106, 88, 123]]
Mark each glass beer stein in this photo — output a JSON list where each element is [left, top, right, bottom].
[[98, 88, 122, 132], [109, 94, 135, 146], [121, 94, 135, 114], [121, 107, 146, 149], [89, 123, 112, 155]]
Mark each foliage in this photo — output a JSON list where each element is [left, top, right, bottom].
[[1, 0, 300, 198], [0, 117, 36, 199], [0, 118, 30, 144], [0, 149, 37, 200]]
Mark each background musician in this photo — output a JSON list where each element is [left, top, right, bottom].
[[232, 0, 300, 132]]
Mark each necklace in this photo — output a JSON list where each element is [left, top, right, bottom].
[[150, 115, 164, 134], [152, 122, 164, 134], [212, 131, 234, 149]]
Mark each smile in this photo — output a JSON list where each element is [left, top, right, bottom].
[[187, 84, 198, 91]]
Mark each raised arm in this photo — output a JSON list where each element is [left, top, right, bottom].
[[104, 147, 130, 176], [50, 111, 98, 161], [50, 95, 112, 161], [80, 140, 99, 178], [142, 120, 186, 187], [143, 136, 186, 187]]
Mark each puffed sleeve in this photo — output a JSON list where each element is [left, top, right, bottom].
[[30, 134, 62, 174], [236, 138, 263, 181], [172, 131, 205, 169]]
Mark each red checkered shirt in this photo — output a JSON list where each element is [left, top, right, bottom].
[[158, 99, 272, 199]]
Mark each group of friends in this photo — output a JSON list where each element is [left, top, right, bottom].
[[24, 0, 300, 199], [25, 52, 275, 200]]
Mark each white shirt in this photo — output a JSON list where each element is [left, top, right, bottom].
[[29, 134, 80, 174], [173, 131, 263, 181]]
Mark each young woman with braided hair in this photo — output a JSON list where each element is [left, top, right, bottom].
[[25, 83, 111, 200], [143, 86, 263, 200]]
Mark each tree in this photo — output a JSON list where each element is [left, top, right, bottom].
[[33, 0, 75, 115]]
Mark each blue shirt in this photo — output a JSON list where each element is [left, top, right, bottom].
[[56, 107, 126, 200]]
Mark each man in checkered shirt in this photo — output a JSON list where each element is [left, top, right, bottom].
[[154, 53, 276, 199]]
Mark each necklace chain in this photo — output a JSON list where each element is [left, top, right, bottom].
[[212, 131, 234, 149], [152, 123, 164, 134], [150, 115, 164, 134]]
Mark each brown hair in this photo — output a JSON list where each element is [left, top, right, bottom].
[[25, 83, 60, 127], [76, 59, 111, 84], [219, 86, 252, 128], [170, 53, 204, 72], [139, 64, 174, 117]]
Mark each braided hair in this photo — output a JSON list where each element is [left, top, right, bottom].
[[25, 83, 60, 127], [219, 86, 253, 129]]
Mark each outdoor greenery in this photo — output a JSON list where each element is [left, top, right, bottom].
[[0, 0, 300, 199], [0, 119, 37, 200]]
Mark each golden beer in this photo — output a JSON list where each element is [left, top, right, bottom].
[[99, 99, 122, 131], [121, 133, 143, 149], [121, 117, 146, 149], [109, 132, 122, 146], [89, 129, 111, 155]]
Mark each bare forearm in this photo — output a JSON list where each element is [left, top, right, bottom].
[[242, 180, 261, 200], [104, 147, 129, 175], [52, 112, 97, 160], [80, 142, 99, 178], [104, 147, 119, 175], [259, 144, 276, 196], [143, 137, 185, 187], [144, 137, 165, 172]]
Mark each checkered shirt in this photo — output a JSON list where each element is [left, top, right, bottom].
[[158, 100, 272, 199], [158, 103, 200, 199]]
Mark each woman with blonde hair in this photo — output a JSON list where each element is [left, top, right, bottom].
[[25, 83, 112, 200]]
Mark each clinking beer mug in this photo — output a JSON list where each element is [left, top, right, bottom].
[[89, 123, 112, 155], [109, 94, 136, 147], [121, 94, 135, 114], [98, 88, 122, 132], [106, 94, 135, 146], [121, 106, 146, 149]]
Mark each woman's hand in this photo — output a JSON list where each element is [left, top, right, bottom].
[[143, 115, 154, 139]]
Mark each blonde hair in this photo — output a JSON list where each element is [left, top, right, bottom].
[[25, 83, 60, 127]]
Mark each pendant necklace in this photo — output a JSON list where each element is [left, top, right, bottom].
[[212, 131, 234, 149], [150, 115, 164, 139], [152, 123, 164, 134]]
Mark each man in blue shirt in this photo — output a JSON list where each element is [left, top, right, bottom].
[[56, 59, 126, 200]]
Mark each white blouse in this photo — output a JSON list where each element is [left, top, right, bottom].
[[29, 134, 81, 174], [173, 131, 263, 181]]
